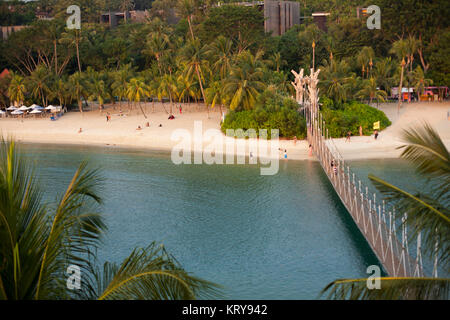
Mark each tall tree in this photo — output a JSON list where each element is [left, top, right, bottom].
[[179, 39, 209, 117], [126, 77, 149, 118], [223, 51, 264, 111], [390, 39, 408, 113], [60, 29, 83, 73], [7, 73, 26, 106]]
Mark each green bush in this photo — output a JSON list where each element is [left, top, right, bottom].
[[221, 90, 306, 139], [321, 101, 391, 138]]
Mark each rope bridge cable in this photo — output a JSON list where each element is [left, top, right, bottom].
[[305, 107, 424, 278]]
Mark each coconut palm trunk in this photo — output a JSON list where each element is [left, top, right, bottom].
[[139, 101, 147, 119], [398, 59, 405, 114], [195, 65, 208, 118]]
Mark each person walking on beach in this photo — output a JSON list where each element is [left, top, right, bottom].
[[284, 149, 288, 160], [293, 136, 297, 145], [179, 105, 182, 114], [308, 144, 313, 157], [374, 129, 379, 140], [346, 131, 351, 142], [359, 125, 363, 136]]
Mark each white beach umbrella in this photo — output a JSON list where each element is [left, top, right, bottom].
[[29, 109, 42, 114], [6, 106, 17, 111], [0, 110, 5, 114], [33, 105, 44, 110], [30, 104, 38, 108], [11, 110, 24, 115], [19, 105, 29, 111], [45, 105, 56, 110]]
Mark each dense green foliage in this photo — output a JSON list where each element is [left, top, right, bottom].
[[320, 98, 391, 138], [0, 0, 447, 137], [222, 90, 306, 138]]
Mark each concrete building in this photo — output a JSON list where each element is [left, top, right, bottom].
[[264, 1, 300, 36]]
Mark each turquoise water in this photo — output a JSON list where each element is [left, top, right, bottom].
[[17, 144, 408, 299]]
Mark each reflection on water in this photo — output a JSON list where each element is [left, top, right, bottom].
[[18, 143, 405, 299]]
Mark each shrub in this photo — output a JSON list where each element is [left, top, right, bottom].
[[221, 91, 306, 139], [321, 101, 391, 138]]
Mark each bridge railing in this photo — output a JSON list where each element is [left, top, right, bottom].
[[306, 108, 424, 278]]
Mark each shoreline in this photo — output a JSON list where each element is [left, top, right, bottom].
[[1, 101, 449, 161]]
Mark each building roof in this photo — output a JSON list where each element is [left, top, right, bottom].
[[0, 69, 10, 79]]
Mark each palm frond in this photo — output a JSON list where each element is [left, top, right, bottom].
[[322, 277, 450, 300], [398, 122, 450, 202], [368, 174, 450, 270], [0, 138, 50, 299], [35, 161, 106, 299], [97, 243, 222, 300]]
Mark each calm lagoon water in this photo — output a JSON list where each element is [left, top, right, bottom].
[[16, 144, 424, 299]]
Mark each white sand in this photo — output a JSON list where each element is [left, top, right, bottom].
[[1, 101, 449, 161]]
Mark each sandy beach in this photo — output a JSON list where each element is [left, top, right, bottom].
[[1, 101, 449, 161]]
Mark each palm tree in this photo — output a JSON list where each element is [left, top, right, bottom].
[[357, 46, 375, 79], [405, 36, 419, 103], [27, 65, 50, 107], [48, 75, 70, 108], [179, 39, 209, 116], [7, 74, 26, 106], [205, 80, 225, 114], [85, 69, 107, 112], [205, 36, 233, 80], [390, 39, 408, 113], [68, 72, 87, 113], [119, 0, 135, 12], [175, 0, 196, 40], [269, 52, 287, 73], [60, 29, 83, 73], [322, 123, 450, 300], [319, 58, 354, 104], [411, 66, 433, 99], [373, 57, 395, 95], [142, 34, 169, 76], [223, 51, 264, 111], [356, 77, 387, 105], [0, 139, 220, 299], [112, 64, 135, 111], [300, 24, 322, 71], [157, 74, 177, 114], [126, 77, 149, 118]]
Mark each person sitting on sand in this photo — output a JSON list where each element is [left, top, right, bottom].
[[136, 125, 142, 130], [159, 124, 162, 127], [168, 114, 175, 120], [146, 122, 150, 127], [78, 128, 82, 133]]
